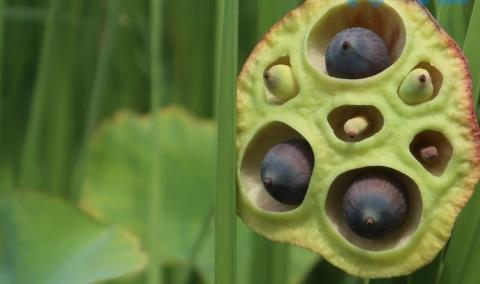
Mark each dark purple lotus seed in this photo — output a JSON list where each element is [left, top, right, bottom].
[[343, 173, 408, 239], [260, 140, 314, 205], [326, 27, 391, 79]]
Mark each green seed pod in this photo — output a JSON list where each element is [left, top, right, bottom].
[[264, 64, 299, 102], [398, 68, 434, 105], [344, 116, 369, 139], [237, 0, 480, 278]]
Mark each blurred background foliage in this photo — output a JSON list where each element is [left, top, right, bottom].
[[0, 0, 480, 283]]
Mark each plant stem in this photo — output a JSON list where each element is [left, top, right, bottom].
[[463, 0, 480, 106], [18, 0, 61, 189], [148, 0, 165, 283], [69, 0, 121, 202], [214, 0, 238, 283]]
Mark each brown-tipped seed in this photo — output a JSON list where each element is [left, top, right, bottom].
[[344, 116, 369, 139], [343, 173, 408, 239], [261, 140, 314, 205], [398, 68, 434, 105], [419, 145, 440, 164]]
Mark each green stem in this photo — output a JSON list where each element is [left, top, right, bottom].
[[0, 0, 5, 192], [148, 0, 165, 283], [249, 235, 290, 284], [69, 0, 121, 201], [463, 0, 480, 106], [18, 0, 61, 189], [214, 0, 238, 283]]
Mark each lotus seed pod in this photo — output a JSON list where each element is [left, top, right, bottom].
[[261, 140, 314, 205], [325, 27, 390, 79], [237, 0, 480, 278], [399, 68, 434, 105], [344, 116, 369, 139], [343, 173, 408, 239], [264, 64, 299, 102]]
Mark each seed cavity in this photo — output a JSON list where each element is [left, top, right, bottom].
[[325, 167, 422, 251], [398, 68, 434, 105], [342, 173, 408, 239], [264, 64, 299, 102], [328, 105, 383, 143], [410, 131, 452, 176], [261, 140, 314, 205], [306, 1, 406, 77], [240, 122, 314, 212]]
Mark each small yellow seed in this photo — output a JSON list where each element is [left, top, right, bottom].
[[344, 116, 369, 139], [264, 64, 299, 102], [398, 68, 434, 105]]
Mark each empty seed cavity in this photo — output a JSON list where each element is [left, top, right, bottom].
[[410, 130, 452, 176], [325, 167, 422, 251], [263, 57, 299, 104], [328, 105, 384, 142], [307, 1, 406, 78], [240, 122, 314, 212]]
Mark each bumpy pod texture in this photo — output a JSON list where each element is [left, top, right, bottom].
[[236, 0, 480, 278]]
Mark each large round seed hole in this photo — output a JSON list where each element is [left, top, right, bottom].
[[240, 122, 314, 212], [327, 105, 384, 142], [410, 130, 452, 176], [307, 1, 406, 78], [325, 167, 422, 251]]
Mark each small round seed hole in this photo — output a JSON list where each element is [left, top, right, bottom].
[[410, 130, 452, 176], [398, 62, 443, 105], [327, 105, 384, 142], [263, 57, 299, 104]]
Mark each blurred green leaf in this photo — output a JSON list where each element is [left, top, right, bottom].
[[0, 190, 146, 284], [301, 259, 362, 284], [436, 2, 469, 45], [463, 0, 480, 105], [80, 108, 216, 282]]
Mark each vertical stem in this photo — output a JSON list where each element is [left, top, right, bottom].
[[18, 0, 61, 188], [149, 0, 164, 283], [0, 0, 6, 193], [463, 0, 480, 106], [69, 0, 121, 202], [214, 0, 238, 283]]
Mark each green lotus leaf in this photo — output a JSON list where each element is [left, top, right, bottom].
[[236, 0, 480, 278], [80, 108, 216, 282], [0, 191, 146, 284]]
